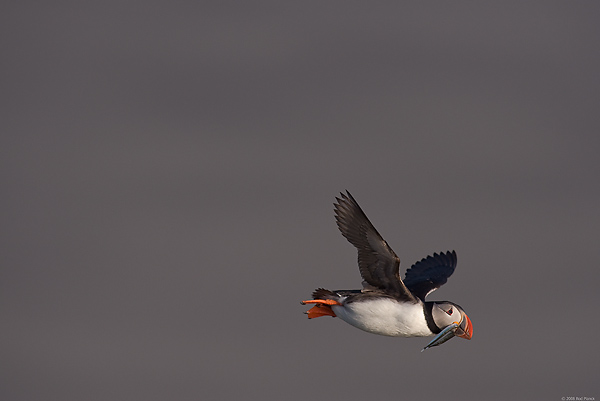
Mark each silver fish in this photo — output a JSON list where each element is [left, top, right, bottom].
[[421, 323, 459, 352]]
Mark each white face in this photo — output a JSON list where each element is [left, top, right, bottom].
[[432, 302, 464, 329]]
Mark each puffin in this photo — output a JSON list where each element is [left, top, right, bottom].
[[301, 191, 473, 351]]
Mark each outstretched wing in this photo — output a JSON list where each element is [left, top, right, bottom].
[[334, 191, 417, 302], [403, 251, 457, 301]]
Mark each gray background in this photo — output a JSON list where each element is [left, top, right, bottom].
[[2, 2, 599, 400]]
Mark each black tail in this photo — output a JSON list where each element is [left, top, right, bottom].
[[312, 288, 338, 300]]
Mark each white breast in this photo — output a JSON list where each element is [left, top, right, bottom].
[[332, 299, 433, 337]]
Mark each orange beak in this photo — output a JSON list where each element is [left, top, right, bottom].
[[456, 313, 473, 340]]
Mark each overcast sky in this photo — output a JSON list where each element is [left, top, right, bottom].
[[2, 2, 600, 400]]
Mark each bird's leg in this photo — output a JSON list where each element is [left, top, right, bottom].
[[300, 299, 341, 306], [300, 299, 341, 319]]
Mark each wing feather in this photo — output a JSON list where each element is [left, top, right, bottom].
[[403, 250, 458, 301], [334, 191, 417, 302]]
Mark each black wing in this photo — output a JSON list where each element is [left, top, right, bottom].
[[334, 191, 417, 302], [403, 251, 457, 301]]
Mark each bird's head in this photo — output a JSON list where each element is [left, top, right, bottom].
[[432, 301, 473, 340]]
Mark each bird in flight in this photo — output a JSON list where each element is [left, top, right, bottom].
[[301, 191, 472, 351]]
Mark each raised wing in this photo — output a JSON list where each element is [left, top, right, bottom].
[[403, 251, 457, 301], [334, 191, 417, 302]]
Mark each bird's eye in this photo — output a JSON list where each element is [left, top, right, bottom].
[[446, 308, 453, 315]]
